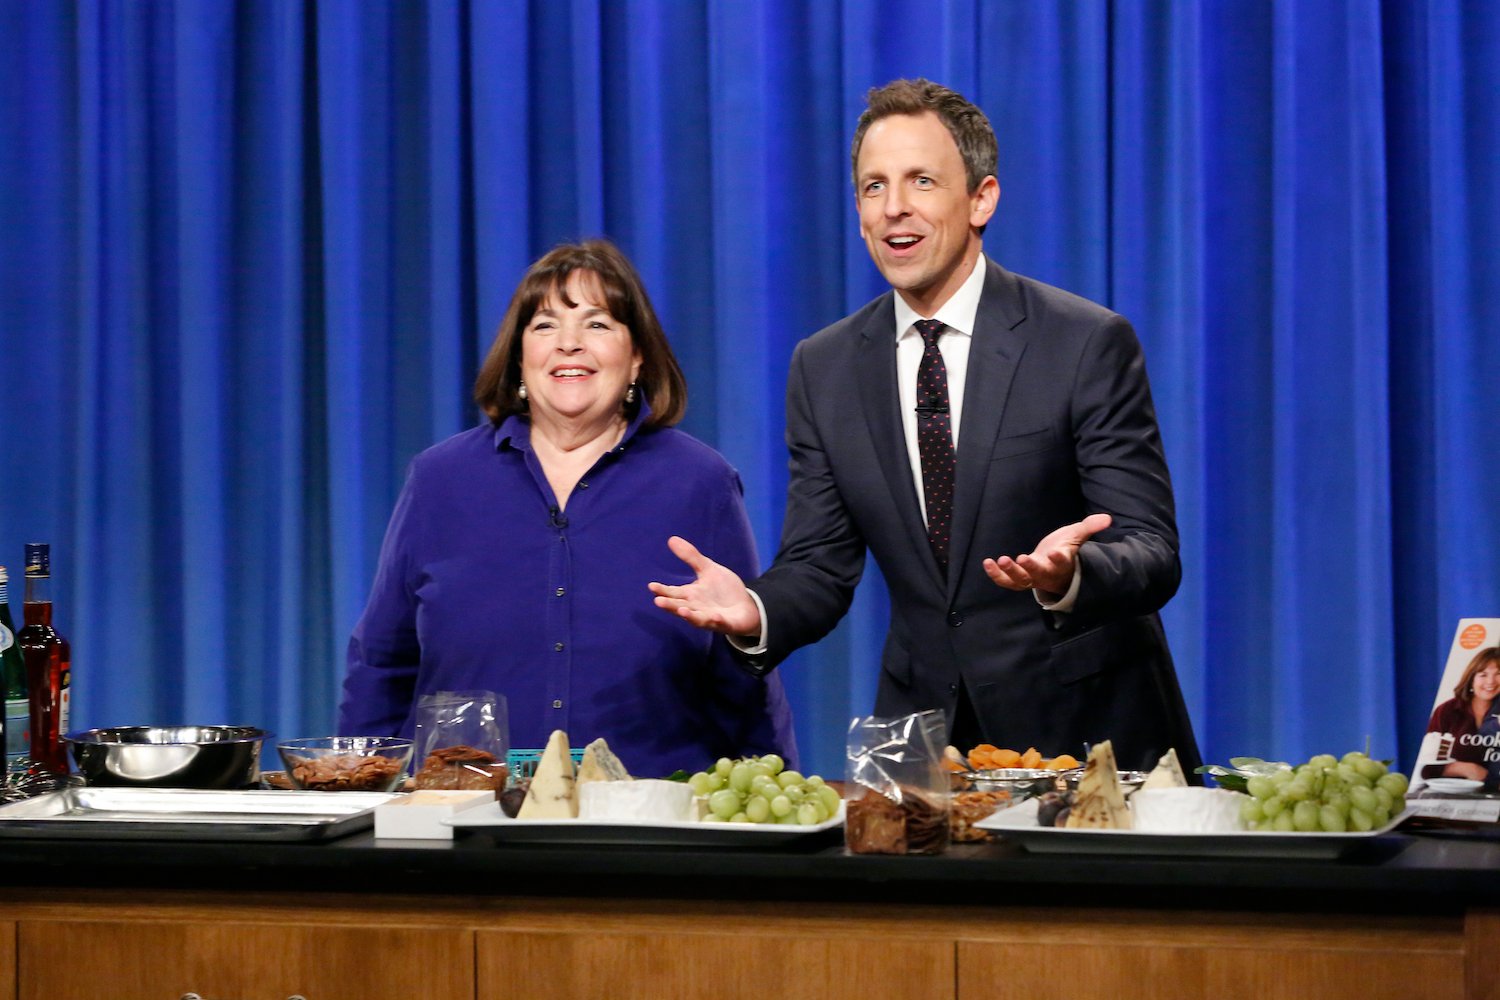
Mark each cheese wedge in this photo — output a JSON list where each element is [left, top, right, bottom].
[[518, 729, 578, 819], [1065, 740, 1133, 830], [577, 737, 631, 783], [1140, 747, 1187, 790]]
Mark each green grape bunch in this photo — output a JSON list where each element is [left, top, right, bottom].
[[686, 754, 842, 825], [1235, 751, 1409, 833]]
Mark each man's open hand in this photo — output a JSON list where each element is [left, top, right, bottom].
[[649, 536, 764, 637], [982, 513, 1112, 599]]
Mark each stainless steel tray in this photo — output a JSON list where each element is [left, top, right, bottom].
[[0, 787, 397, 841]]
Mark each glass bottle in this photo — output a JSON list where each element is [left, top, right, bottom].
[[0, 566, 27, 769], [18, 543, 70, 774]]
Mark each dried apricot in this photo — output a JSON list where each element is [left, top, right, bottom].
[[1045, 753, 1080, 770], [991, 748, 1022, 768], [1018, 747, 1043, 769]]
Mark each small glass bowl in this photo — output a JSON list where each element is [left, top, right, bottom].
[[277, 737, 414, 793]]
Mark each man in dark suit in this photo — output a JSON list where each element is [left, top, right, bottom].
[[650, 79, 1198, 772]]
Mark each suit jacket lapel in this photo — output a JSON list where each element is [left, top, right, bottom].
[[855, 297, 946, 592], [947, 261, 1026, 601]]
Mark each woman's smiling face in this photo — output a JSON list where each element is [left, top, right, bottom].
[[1475, 662, 1500, 702], [520, 271, 642, 430]]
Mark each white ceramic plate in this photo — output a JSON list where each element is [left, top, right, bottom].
[[445, 800, 843, 847], [975, 801, 1415, 859], [1422, 778, 1484, 794]]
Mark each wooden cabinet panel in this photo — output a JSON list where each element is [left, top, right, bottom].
[[19, 920, 473, 1000], [0, 921, 14, 1000], [479, 928, 953, 1000], [960, 925, 1463, 1000], [1465, 910, 1500, 1000]]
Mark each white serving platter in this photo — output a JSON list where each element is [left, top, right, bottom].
[[446, 800, 843, 847], [976, 800, 1415, 860]]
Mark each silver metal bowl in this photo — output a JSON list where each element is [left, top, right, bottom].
[[65, 726, 273, 789], [1065, 769, 1151, 796], [964, 767, 1080, 799]]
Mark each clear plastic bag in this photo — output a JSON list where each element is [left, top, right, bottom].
[[843, 709, 950, 854], [410, 690, 511, 791]]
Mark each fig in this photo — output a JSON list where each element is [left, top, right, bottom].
[[498, 779, 530, 818]]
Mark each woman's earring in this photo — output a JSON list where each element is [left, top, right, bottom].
[[518, 381, 528, 402], [625, 382, 637, 403]]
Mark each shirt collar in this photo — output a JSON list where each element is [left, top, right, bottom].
[[495, 398, 654, 453], [893, 251, 987, 341]]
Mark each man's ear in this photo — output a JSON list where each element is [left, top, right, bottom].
[[970, 175, 1000, 229]]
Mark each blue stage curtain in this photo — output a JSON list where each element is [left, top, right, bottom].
[[1, 0, 1496, 776]]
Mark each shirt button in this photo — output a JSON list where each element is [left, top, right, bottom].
[[554, 642, 565, 652], [578, 481, 589, 489], [552, 699, 563, 709], [555, 587, 565, 597], [947, 611, 963, 627], [948, 683, 958, 694]]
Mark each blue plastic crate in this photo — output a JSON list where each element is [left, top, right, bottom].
[[507, 746, 585, 780]]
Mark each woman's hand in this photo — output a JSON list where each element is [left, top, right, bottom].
[[1442, 761, 1488, 782], [649, 536, 763, 638]]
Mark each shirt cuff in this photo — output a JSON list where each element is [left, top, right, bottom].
[[727, 589, 770, 656], [1035, 560, 1083, 613]]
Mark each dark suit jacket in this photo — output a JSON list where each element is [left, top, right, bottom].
[[746, 258, 1200, 773]]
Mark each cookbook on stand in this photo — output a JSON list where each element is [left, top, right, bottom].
[[1409, 618, 1500, 824]]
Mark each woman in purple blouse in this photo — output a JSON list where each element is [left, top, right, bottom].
[[338, 241, 797, 777], [1425, 646, 1500, 783]]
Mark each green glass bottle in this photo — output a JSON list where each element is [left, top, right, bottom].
[[0, 566, 26, 769]]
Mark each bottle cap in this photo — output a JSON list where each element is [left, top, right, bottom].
[[23, 543, 49, 577]]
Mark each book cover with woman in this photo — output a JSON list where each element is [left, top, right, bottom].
[[1411, 619, 1500, 822]]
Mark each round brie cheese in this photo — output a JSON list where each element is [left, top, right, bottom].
[[1130, 787, 1247, 833], [578, 778, 694, 823]]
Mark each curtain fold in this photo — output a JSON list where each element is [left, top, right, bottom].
[[1, 0, 1496, 776]]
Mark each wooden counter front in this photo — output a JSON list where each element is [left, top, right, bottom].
[[0, 889, 1488, 1000], [2, 824, 1499, 999]]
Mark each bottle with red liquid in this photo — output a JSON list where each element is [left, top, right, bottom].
[[18, 543, 70, 774]]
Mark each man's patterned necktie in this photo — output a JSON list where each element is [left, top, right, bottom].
[[914, 319, 956, 572]]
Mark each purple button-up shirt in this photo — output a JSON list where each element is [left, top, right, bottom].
[[338, 404, 797, 777]]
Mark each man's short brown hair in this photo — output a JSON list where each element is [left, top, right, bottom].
[[850, 78, 998, 194]]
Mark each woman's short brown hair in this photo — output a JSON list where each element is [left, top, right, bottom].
[[1454, 647, 1500, 704], [474, 239, 688, 427]]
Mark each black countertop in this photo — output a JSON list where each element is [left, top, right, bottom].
[[4, 820, 1499, 915]]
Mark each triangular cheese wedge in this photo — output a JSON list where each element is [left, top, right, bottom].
[[1065, 740, 1133, 830], [1140, 748, 1187, 790], [577, 737, 631, 783], [518, 729, 577, 819]]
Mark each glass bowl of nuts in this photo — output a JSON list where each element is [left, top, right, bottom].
[[277, 736, 414, 792]]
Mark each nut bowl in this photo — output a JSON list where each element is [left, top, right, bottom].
[[277, 737, 414, 792], [65, 725, 272, 789]]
